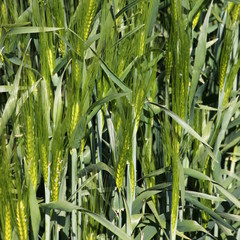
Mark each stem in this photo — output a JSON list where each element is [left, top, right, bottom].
[[171, 136, 179, 240], [126, 164, 132, 236], [45, 144, 51, 240], [71, 148, 77, 240], [78, 147, 84, 239], [132, 109, 137, 202], [54, 222, 59, 240], [97, 110, 104, 214], [44, 178, 51, 240]]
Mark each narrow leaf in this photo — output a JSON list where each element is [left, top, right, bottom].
[[29, 182, 41, 240], [132, 190, 160, 214], [79, 208, 132, 240], [177, 220, 215, 239], [184, 168, 215, 182], [6, 26, 63, 35], [148, 102, 212, 148], [186, 195, 235, 231], [189, 2, 212, 107], [100, 61, 132, 94], [214, 184, 240, 208], [78, 162, 115, 178], [41, 200, 80, 212]]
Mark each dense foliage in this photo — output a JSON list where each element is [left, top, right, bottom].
[[0, 0, 240, 239]]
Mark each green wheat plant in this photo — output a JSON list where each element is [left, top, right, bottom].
[[0, 0, 240, 240]]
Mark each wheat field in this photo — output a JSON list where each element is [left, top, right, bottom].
[[0, 0, 240, 239]]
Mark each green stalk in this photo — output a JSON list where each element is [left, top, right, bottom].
[[126, 108, 137, 232], [78, 147, 84, 239], [118, 193, 122, 234], [170, 0, 181, 236], [171, 136, 179, 240], [126, 164, 132, 236], [40, 77, 51, 240], [77, 176, 82, 238], [54, 222, 59, 240], [97, 110, 104, 214], [71, 148, 78, 240], [44, 152, 51, 240], [132, 109, 137, 201]]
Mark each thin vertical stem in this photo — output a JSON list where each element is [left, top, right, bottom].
[[97, 110, 104, 214], [126, 164, 132, 236], [45, 184, 51, 240], [78, 148, 84, 239], [54, 222, 59, 240], [71, 148, 77, 240], [45, 146, 51, 240], [132, 109, 137, 201]]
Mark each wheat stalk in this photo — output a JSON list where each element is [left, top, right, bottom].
[[25, 115, 38, 191], [40, 143, 48, 185], [53, 0, 66, 56], [70, 101, 80, 137], [51, 151, 62, 201], [84, 0, 96, 41], [192, 11, 201, 29], [116, 131, 131, 190], [0, 2, 7, 39], [4, 202, 12, 240], [47, 47, 54, 76], [138, 29, 146, 57], [16, 200, 28, 240], [230, 3, 240, 23], [165, 44, 173, 83]]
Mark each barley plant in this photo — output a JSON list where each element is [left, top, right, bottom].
[[1, 0, 240, 239]]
